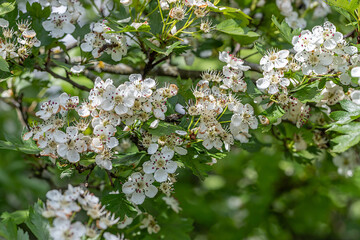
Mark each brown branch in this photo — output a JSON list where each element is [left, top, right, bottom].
[[36, 65, 91, 91]]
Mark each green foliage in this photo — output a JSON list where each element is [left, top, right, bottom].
[[326, 0, 360, 13], [0, 1, 15, 16], [24, 201, 50, 240], [216, 19, 259, 45], [291, 80, 324, 103], [102, 193, 138, 218], [271, 15, 301, 44], [330, 99, 360, 124], [329, 122, 360, 152]]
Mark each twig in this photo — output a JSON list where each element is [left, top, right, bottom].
[[39, 66, 91, 91]]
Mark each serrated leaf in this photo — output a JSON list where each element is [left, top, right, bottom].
[[329, 122, 360, 152], [0, 219, 17, 239], [209, 6, 251, 26], [17, 228, 29, 240], [25, 202, 49, 240], [0, 56, 9, 72], [112, 152, 146, 166], [101, 193, 137, 218], [326, 0, 360, 13], [179, 149, 212, 180], [271, 15, 301, 44], [216, 19, 259, 45], [143, 121, 185, 136], [0, 1, 16, 16], [60, 168, 73, 179], [291, 81, 323, 103], [260, 104, 285, 124]]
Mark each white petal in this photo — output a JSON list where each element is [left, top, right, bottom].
[[57, 144, 68, 157], [122, 182, 135, 194], [145, 185, 158, 198], [143, 161, 156, 174], [66, 149, 80, 162], [351, 67, 360, 78], [131, 192, 145, 205], [147, 143, 158, 154], [154, 169, 168, 182], [165, 160, 177, 174], [62, 22, 75, 34], [54, 130, 67, 143]]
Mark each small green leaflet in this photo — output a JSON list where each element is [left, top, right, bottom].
[[216, 19, 259, 45], [328, 122, 360, 153], [0, 1, 16, 16], [326, 0, 360, 13], [0, 56, 9, 72], [271, 15, 301, 44]]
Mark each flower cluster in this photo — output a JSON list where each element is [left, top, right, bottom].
[[42, 185, 125, 240], [24, 74, 178, 171], [0, 18, 40, 61], [42, 0, 85, 38], [81, 20, 127, 61], [276, 0, 331, 29], [257, 49, 291, 95]]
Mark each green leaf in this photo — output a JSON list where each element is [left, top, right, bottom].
[[209, 6, 251, 26], [26, 2, 51, 19], [254, 42, 267, 56], [143, 121, 185, 136], [112, 152, 147, 166], [60, 168, 74, 179], [114, 24, 151, 33], [0, 1, 16, 16], [143, 40, 189, 56], [157, 213, 193, 240], [291, 81, 323, 103], [1, 210, 29, 225], [326, 0, 360, 13], [330, 100, 360, 124], [180, 148, 212, 180], [17, 228, 29, 240], [216, 19, 259, 45], [101, 193, 137, 218], [329, 122, 360, 152], [271, 15, 301, 44], [260, 104, 285, 124], [0, 133, 40, 154], [24, 201, 50, 240], [0, 219, 17, 239], [0, 56, 9, 72]]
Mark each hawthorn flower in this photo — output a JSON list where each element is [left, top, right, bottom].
[[169, 7, 185, 20], [292, 30, 317, 53], [129, 74, 156, 98], [318, 81, 344, 106], [219, 51, 251, 71], [163, 196, 182, 213], [260, 49, 289, 72], [230, 103, 258, 134], [140, 214, 160, 234], [122, 172, 158, 205], [312, 21, 343, 50], [351, 67, 360, 84], [56, 127, 87, 163], [36, 99, 60, 120], [42, 12, 75, 38], [143, 147, 177, 182], [59, 93, 79, 110], [256, 70, 290, 94], [49, 218, 86, 240], [295, 50, 333, 75]]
